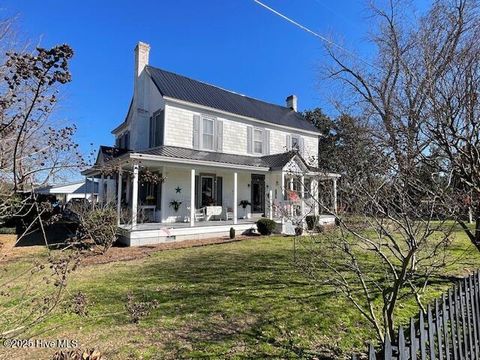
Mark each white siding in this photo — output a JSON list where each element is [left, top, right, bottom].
[[163, 101, 319, 164]]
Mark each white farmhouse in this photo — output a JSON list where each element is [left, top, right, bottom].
[[83, 42, 339, 246]]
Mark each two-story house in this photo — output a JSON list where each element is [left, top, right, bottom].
[[83, 42, 339, 246]]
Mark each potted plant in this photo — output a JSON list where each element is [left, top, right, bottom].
[[145, 195, 156, 205], [169, 200, 182, 212], [238, 200, 251, 219]]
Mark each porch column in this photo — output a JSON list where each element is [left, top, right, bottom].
[[125, 175, 131, 205], [233, 172, 238, 225], [190, 169, 195, 227], [268, 188, 273, 220], [84, 176, 88, 200], [117, 170, 122, 226], [300, 175, 305, 221], [90, 177, 95, 209], [99, 174, 105, 204], [281, 172, 285, 224], [311, 179, 318, 216], [131, 163, 139, 227], [289, 176, 294, 218], [332, 178, 338, 214]]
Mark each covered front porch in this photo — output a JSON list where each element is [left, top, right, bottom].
[[83, 149, 339, 246]]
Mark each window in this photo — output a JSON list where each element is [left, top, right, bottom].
[[202, 118, 214, 150], [291, 135, 300, 150], [253, 128, 263, 154], [149, 110, 164, 147]]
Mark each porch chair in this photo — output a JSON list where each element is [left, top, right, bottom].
[[224, 207, 234, 221], [194, 207, 206, 222]]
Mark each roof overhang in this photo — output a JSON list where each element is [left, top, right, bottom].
[[130, 152, 271, 172]]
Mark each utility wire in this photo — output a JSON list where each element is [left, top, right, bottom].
[[253, 0, 380, 71]]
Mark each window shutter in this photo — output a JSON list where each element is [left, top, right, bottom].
[[247, 126, 253, 154], [299, 136, 305, 157], [263, 129, 270, 155], [149, 117, 154, 147], [215, 119, 223, 152], [286, 134, 291, 151], [193, 114, 200, 149], [125, 132, 130, 149]]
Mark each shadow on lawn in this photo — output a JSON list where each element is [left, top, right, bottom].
[[84, 240, 350, 358]]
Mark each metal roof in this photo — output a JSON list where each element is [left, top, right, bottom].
[[146, 66, 320, 133], [136, 145, 300, 170]]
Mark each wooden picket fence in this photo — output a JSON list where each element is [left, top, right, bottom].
[[351, 272, 480, 360]]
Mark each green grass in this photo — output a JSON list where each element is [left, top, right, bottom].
[[1, 226, 480, 359]]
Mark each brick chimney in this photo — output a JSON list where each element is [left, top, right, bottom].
[[134, 41, 150, 79], [133, 42, 150, 112], [286, 95, 297, 112]]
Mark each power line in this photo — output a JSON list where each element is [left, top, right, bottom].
[[253, 0, 380, 71]]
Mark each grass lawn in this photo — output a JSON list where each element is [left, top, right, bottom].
[[1, 227, 480, 359]]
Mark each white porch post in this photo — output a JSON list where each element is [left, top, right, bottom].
[[311, 179, 318, 215], [131, 163, 139, 227], [289, 176, 294, 218], [125, 175, 131, 205], [99, 174, 105, 204], [190, 168, 195, 227], [117, 170, 122, 226], [333, 178, 338, 214], [90, 177, 95, 209], [233, 172, 238, 225], [84, 176, 88, 200], [268, 188, 273, 220], [300, 175, 305, 222], [281, 171, 285, 224]]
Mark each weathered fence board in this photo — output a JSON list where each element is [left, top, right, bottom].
[[354, 271, 480, 359]]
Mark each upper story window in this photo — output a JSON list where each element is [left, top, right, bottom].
[[202, 117, 215, 150], [149, 110, 164, 148], [116, 131, 130, 149], [193, 114, 223, 152], [287, 134, 304, 155], [291, 135, 300, 150], [253, 128, 264, 154]]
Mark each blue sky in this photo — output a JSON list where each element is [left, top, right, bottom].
[[3, 0, 428, 161]]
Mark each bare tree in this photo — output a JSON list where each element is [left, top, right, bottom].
[[293, 0, 477, 342]]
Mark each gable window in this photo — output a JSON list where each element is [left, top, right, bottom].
[[253, 128, 263, 154], [202, 117, 215, 150], [149, 110, 165, 148]]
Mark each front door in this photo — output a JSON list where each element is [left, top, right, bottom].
[[201, 176, 214, 207], [251, 174, 265, 214]]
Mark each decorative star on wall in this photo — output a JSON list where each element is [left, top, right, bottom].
[[175, 186, 182, 193]]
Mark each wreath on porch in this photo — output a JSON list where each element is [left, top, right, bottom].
[[169, 200, 182, 212]]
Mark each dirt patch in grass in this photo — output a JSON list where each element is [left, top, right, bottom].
[[80, 234, 267, 266], [0, 234, 45, 263]]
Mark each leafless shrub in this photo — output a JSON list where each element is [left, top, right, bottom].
[[52, 348, 105, 360], [70, 291, 88, 317], [125, 292, 159, 324]]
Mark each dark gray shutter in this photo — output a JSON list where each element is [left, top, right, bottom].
[[193, 114, 200, 149], [216, 176, 223, 206], [263, 129, 270, 155], [149, 117, 154, 147], [247, 126, 253, 154], [215, 119, 223, 152], [298, 136, 305, 157], [195, 175, 201, 208], [286, 134, 291, 151]]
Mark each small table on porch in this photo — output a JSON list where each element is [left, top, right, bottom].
[[139, 205, 156, 222], [205, 206, 222, 221]]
